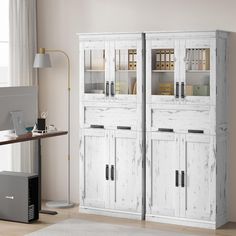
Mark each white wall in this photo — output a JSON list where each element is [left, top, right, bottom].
[[37, 0, 236, 221]]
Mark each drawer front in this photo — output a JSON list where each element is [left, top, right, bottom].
[[83, 106, 138, 130], [151, 109, 211, 133]]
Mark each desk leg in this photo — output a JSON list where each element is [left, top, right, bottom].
[[38, 139, 57, 215]]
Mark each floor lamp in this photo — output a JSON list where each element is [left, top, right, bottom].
[[33, 48, 74, 208]]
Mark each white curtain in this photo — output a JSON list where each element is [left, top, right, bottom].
[[9, 0, 37, 173]]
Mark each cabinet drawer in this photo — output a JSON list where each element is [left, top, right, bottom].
[[84, 106, 137, 129], [151, 109, 211, 133]]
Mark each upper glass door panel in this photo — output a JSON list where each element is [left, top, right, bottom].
[[84, 49, 106, 95], [185, 48, 210, 97], [115, 49, 137, 95], [151, 48, 175, 96]]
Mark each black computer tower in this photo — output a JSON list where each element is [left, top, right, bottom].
[[0, 171, 39, 223]]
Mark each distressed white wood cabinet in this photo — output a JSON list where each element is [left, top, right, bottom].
[[78, 31, 228, 228], [79, 33, 144, 219], [146, 31, 228, 229]]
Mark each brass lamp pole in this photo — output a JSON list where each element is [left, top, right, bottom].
[[33, 48, 73, 208]]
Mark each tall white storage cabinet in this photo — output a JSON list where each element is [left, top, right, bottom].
[[78, 33, 145, 219], [145, 31, 228, 229]]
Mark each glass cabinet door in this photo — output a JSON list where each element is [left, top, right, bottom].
[[109, 39, 141, 102], [114, 49, 137, 96], [151, 48, 175, 96], [84, 49, 106, 95], [184, 48, 210, 97]]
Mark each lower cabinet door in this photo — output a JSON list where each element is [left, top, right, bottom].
[[109, 130, 142, 213], [80, 128, 109, 209], [180, 134, 215, 221], [146, 132, 180, 217]]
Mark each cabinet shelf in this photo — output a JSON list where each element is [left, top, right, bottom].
[[152, 70, 174, 73], [186, 70, 210, 73], [85, 69, 105, 72]]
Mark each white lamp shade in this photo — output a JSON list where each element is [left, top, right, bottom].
[[33, 53, 52, 68]]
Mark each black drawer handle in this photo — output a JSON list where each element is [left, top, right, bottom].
[[105, 165, 109, 180], [106, 81, 109, 96], [111, 165, 114, 181], [188, 129, 204, 134], [111, 81, 115, 96], [117, 126, 131, 130], [181, 171, 185, 187], [90, 125, 104, 129], [175, 170, 179, 187], [181, 82, 185, 98], [158, 128, 174, 133], [176, 82, 179, 98]]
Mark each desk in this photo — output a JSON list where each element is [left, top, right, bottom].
[[0, 130, 68, 215]]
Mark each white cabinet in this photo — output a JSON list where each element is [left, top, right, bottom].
[[146, 132, 214, 217], [79, 128, 142, 218], [79, 32, 144, 220], [146, 132, 216, 227], [146, 31, 228, 229], [78, 31, 228, 228]]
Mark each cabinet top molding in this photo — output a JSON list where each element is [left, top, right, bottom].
[[77, 30, 229, 41], [145, 30, 229, 40], [77, 32, 144, 41]]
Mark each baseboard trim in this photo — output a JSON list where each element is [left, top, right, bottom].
[[146, 214, 216, 229], [79, 206, 142, 220]]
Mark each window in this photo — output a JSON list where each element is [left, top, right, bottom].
[[0, 0, 9, 87], [0, 0, 11, 172]]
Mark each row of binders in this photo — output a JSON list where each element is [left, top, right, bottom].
[[154, 49, 175, 71], [186, 48, 210, 71]]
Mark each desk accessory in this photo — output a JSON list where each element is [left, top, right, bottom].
[[10, 111, 28, 136], [37, 118, 46, 131], [33, 48, 73, 208]]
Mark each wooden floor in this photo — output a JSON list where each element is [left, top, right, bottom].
[[0, 204, 236, 236]]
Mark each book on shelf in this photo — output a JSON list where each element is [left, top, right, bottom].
[[160, 50, 165, 70], [165, 50, 170, 70], [156, 50, 161, 70], [198, 49, 202, 70], [170, 50, 174, 70], [194, 49, 199, 70]]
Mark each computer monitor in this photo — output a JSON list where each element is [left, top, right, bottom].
[[0, 86, 38, 131]]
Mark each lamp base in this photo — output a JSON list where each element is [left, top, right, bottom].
[[46, 200, 74, 209]]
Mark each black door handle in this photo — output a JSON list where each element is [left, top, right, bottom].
[[90, 125, 104, 129], [181, 171, 185, 187], [110, 81, 115, 96], [111, 165, 115, 181], [176, 82, 179, 98], [181, 82, 185, 98], [105, 165, 109, 180], [175, 170, 179, 187], [106, 81, 109, 96]]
